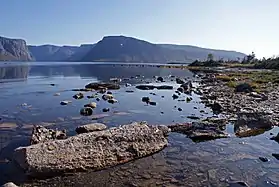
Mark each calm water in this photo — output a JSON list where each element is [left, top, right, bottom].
[[0, 62, 279, 187]]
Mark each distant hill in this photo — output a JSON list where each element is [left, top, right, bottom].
[[160, 44, 246, 61], [81, 36, 189, 63], [0, 36, 33, 61]]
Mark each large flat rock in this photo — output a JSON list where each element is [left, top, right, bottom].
[[13, 122, 169, 177]]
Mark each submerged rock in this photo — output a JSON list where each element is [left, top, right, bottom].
[[30, 126, 67, 145], [108, 98, 118, 104], [80, 107, 93, 116], [234, 111, 274, 137], [60, 100, 72, 105], [13, 122, 169, 177], [84, 102, 97, 109], [76, 123, 107, 134], [73, 93, 84, 99], [102, 108, 110, 112], [176, 78, 186, 84], [85, 82, 120, 90], [102, 94, 114, 101]]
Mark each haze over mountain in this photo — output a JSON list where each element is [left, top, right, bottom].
[[0, 36, 33, 61], [1, 35, 246, 62]]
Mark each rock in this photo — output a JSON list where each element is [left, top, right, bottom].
[[228, 181, 249, 187], [177, 87, 184, 93], [249, 92, 268, 101], [235, 111, 274, 137], [270, 133, 279, 143], [72, 88, 92, 92], [60, 100, 72, 105], [108, 99, 118, 104], [157, 76, 164, 82], [85, 82, 120, 90], [176, 78, 186, 84], [102, 94, 114, 101], [235, 83, 253, 93], [272, 153, 279, 160], [259, 157, 269, 162], [172, 94, 179, 100], [156, 85, 173, 90], [87, 94, 98, 99], [126, 90, 134, 93], [186, 97, 191, 102], [80, 107, 93, 116], [125, 83, 132, 87], [103, 108, 110, 112], [84, 102, 97, 109], [99, 88, 107, 94], [110, 78, 121, 83], [181, 81, 193, 90], [136, 85, 156, 90], [53, 93, 60, 96], [210, 102, 222, 113], [96, 98, 100, 101], [178, 108, 183, 111], [76, 123, 107, 134], [73, 93, 84, 99], [107, 91, 113, 95], [142, 97, 150, 103], [1, 182, 18, 187], [188, 129, 228, 142], [30, 126, 67, 145], [149, 101, 157, 106], [187, 116, 200, 120], [13, 122, 169, 177]]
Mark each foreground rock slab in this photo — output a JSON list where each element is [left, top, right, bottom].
[[13, 122, 169, 177], [30, 126, 67, 145]]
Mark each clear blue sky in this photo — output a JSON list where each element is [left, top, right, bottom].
[[1, 0, 278, 57]]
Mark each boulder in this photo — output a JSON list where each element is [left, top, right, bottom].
[[13, 122, 169, 177], [30, 126, 67, 145], [85, 82, 120, 90], [234, 111, 274, 137], [235, 83, 253, 93], [75, 123, 107, 134]]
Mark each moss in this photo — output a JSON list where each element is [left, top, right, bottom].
[[216, 75, 232, 82], [227, 81, 237, 88]]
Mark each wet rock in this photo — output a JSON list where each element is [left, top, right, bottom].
[[270, 133, 279, 143], [108, 99, 118, 104], [73, 93, 84, 99], [259, 157, 269, 162], [181, 81, 193, 90], [136, 85, 156, 90], [177, 87, 184, 93], [30, 126, 67, 145], [72, 88, 92, 92], [13, 122, 169, 177], [249, 92, 268, 101], [229, 181, 249, 187], [85, 82, 120, 90], [125, 83, 132, 87], [187, 116, 200, 120], [157, 76, 164, 82], [188, 129, 228, 142], [96, 98, 100, 101], [172, 94, 179, 99], [76, 123, 107, 134], [142, 97, 150, 103], [110, 78, 121, 83], [149, 101, 157, 106], [87, 94, 98, 99], [80, 107, 93, 116], [272, 153, 279, 160], [235, 111, 274, 137], [235, 83, 253, 93], [107, 91, 113, 95], [102, 94, 114, 101], [178, 108, 183, 111], [125, 90, 134, 93], [176, 78, 186, 84], [1, 182, 18, 187], [84, 102, 97, 109], [60, 100, 72, 105], [53, 93, 60, 96], [50, 84, 55, 86], [99, 88, 107, 94], [103, 108, 110, 112], [156, 85, 173, 90], [186, 97, 191, 102]]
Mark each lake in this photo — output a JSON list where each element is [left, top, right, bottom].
[[0, 62, 279, 187]]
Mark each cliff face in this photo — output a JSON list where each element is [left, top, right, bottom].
[[0, 36, 33, 61]]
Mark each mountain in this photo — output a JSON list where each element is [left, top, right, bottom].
[[0, 36, 33, 61], [160, 44, 246, 61], [28, 44, 95, 61], [81, 36, 246, 63], [81, 36, 189, 63]]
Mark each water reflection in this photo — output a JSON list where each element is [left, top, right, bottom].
[[0, 65, 30, 82]]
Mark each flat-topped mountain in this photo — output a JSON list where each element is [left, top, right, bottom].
[[0, 36, 33, 61]]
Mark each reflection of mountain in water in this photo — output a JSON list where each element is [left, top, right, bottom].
[[0, 65, 30, 81], [29, 64, 193, 82]]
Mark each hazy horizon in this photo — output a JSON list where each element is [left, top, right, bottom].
[[1, 0, 279, 58]]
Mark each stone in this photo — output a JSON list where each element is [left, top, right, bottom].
[[271, 133, 279, 143], [99, 88, 107, 94], [107, 91, 113, 95], [178, 108, 182, 111], [84, 102, 97, 109], [235, 83, 253, 93], [235, 111, 274, 137], [13, 122, 169, 177], [142, 97, 150, 103], [136, 85, 156, 90], [85, 82, 120, 90], [30, 126, 67, 145], [1, 182, 18, 187], [176, 78, 186, 84], [126, 90, 134, 93], [76, 123, 107, 134], [60, 100, 72, 105], [102, 94, 114, 101], [125, 83, 132, 87], [103, 108, 110, 112], [109, 78, 121, 83], [53, 93, 60, 96], [272, 153, 279, 160], [228, 181, 249, 187], [157, 76, 164, 82], [73, 93, 84, 99], [186, 97, 191, 102], [172, 94, 179, 99], [259, 157, 269, 162], [187, 116, 200, 120], [156, 85, 173, 90], [108, 99, 118, 104], [149, 101, 157, 106], [177, 87, 184, 93], [80, 107, 93, 116]]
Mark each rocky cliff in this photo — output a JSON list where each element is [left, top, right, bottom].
[[0, 36, 33, 61]]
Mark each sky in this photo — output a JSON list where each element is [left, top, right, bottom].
[[1, 0, 279, 58]]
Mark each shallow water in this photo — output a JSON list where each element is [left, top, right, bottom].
[[0, 62, 279, 186]]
